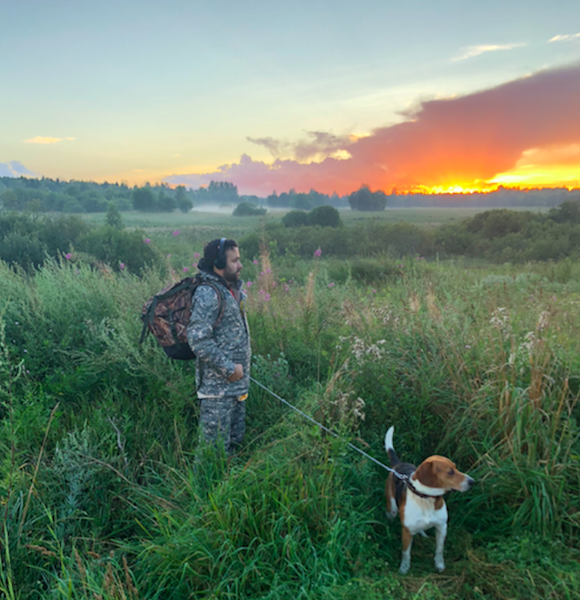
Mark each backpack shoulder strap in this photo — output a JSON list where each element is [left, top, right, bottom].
[[197, 281, 226, 329]]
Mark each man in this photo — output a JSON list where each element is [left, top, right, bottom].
[[187, 238, 251, 455]]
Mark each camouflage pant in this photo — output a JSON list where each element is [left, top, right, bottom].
[[199, 396, 246, 455]]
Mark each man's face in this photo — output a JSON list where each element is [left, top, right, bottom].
[[223, 246, 243, 283]]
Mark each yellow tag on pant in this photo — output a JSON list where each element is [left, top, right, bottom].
[[238, 394, 248, 402]]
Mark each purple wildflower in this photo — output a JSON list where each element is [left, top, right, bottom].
[[65, 253, 72, 260], [314, 248, 322, 258]]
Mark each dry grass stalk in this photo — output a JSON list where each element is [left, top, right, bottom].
[[258, 242, 274, 296], [304, 271, 316, 313], [26, 544, 56, 558]]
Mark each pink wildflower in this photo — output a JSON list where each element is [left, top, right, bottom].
[[194, 252, 201, 258], [119, 262, 125, 270], [183, 267, 190, 272], [172, 230, 180, 236], [314, 248, 322, 257], [144, 238, 151, 244], [328, 282, 335, 288], [247, 281, 253, 287], [253, 260, 259, 265], [65, 253, 72, 260]]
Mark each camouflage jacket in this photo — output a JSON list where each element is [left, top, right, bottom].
[[186, 269, 251, 398]]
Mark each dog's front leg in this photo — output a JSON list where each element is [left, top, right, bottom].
[[399, 526, 413, 574], [434, 522, 447, 572]]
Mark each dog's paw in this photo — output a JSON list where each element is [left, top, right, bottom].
[[434, 558, 445, 573], [399, 559, 410, 575]]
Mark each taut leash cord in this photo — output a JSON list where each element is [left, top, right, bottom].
[[249, 376, 408, 481]]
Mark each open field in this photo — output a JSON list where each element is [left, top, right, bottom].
[[80, 205, 550, 231], [0, 211, 579, 599]]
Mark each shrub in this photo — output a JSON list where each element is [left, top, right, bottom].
[[0, 232, 45, 270], [178, 197, 193, 213], [233, 202, 267, 217], [77, 226, 163, 274], [282, 210, 309, 228], [308, 205, 341, 228]]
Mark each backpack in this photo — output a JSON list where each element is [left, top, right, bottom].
[[140, 274, 225, 360]]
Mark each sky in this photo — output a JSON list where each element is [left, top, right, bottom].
[[1, 0, 580, 195]]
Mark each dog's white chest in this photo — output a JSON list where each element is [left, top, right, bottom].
[[404, 496, 447, 535]]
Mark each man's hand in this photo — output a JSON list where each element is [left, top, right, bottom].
[[228, 364, 244, 382]]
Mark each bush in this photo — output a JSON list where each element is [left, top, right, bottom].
[[233, 202, 267, 217], [0, 213, 91, 271], [77, 226, 163, 274], [282, 210, 309, 228], [0, 231, 45, 270], [178, 197, 193, 213], [308, 205, 341, 228]]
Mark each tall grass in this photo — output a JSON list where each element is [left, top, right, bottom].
[[0, 254, 579, 598]]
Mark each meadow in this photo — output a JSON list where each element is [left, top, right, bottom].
[[0, 208, 579, 599]]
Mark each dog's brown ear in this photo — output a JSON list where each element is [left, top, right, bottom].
[[414, 460, 439, 488]]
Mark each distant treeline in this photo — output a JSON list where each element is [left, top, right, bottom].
[[1, 175, 579, 214]]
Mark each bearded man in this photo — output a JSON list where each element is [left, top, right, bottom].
[[187, 238, 251, 455]]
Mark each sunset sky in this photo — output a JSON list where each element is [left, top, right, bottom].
[[1, 0, 580, 195]]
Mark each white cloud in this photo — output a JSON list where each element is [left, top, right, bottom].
[[24, 136, 75, 144], [549, 33, 580, 43], [452, 43, 526, 62], [0, 160, 35, 177]]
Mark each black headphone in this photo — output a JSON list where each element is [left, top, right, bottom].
[[214, 238, 227, 270]]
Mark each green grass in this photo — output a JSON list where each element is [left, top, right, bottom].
[[0, 231, 579, 598], [80, 205, 549, 231]]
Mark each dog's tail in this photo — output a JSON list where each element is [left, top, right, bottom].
[[384, 426, 400, 467]]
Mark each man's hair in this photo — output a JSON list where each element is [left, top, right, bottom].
[[203, 238, 238, 267]]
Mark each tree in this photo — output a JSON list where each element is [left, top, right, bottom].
[[549, 197, 580, 224], [106, 203, 124, 229], [157, 190, 176, 212], [132, 187, 156, 211], [232, 202, 266, 217], [1, 189, 19, 210], [348, 185, 388, 211], [208, 181, 239, 204], [292, 193, 314, 211]]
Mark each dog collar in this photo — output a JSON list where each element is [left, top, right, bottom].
[[405, 479, 444, 499]]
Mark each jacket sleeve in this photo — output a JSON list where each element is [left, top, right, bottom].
[[186, 286, 236, 378]]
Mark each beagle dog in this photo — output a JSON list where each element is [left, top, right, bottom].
[[384, 426, 474, 574]]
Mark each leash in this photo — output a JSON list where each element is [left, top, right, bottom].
[[249, 376, 409, 482]]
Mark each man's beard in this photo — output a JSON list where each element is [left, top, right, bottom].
[[223, 269, 240, 283]]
